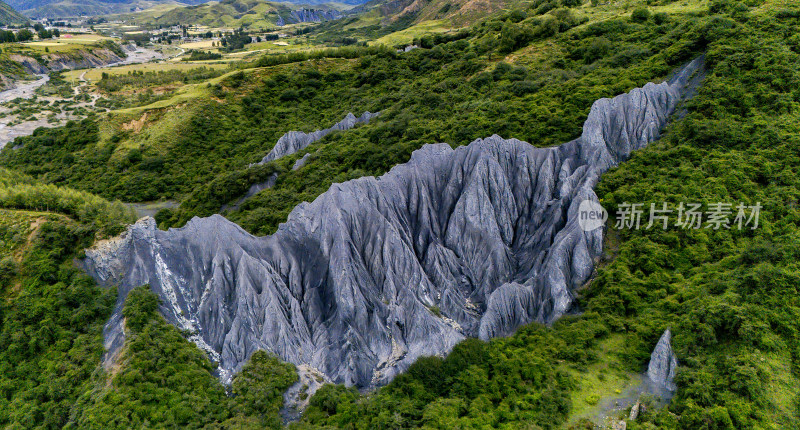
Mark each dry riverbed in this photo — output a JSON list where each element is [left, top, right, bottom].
[[0, 46, 164, 149]]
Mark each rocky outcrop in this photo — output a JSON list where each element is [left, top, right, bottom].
[[9, 46, 128, 77], [254, 111, 380, 166], [282, 365, 330, 421], [84, 58, 704, 388], [647, 329, 678, 391], [292, 153, 312, 171], [8, 55, 48, 75], [277, 9, 342, 26], [221, 173, 279, 212], [44, 48, 126, 72]]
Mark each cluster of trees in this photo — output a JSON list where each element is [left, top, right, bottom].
[[0, 30, 19, 43], [0, 23, 63, 42], [183, 50, 223, 61], [0, 167, 134, 235], [0, 28, 33, 43], [220, 29, 255, 52], [97, 66, 227, 93], [71, 286, 298, 429], [496, 8, 588, 53], [33, 23, 59, 40], [0, 181, 134, 235]]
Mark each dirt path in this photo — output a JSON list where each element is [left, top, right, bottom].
[[73, 71, 88, 96]]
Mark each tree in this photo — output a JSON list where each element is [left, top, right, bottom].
[[16, 29, 33, 42], [0, 30, 15, 43], [231, 350, 298, 428]]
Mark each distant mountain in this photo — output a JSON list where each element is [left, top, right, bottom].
[[370, 0, 510, 26], [0, 0, 28, 24], [11, 0, 366, 19], [8, 0, 199, 18], [119, 0, 345, 28]]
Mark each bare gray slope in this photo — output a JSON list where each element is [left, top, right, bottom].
[[253, 111, 380, 166], [84, 58, 704, 388]]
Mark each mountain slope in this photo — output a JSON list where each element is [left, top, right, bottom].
[[0, 0, 27, 25], [16, 0, 365, 18], [83, 58, 701, 388], [11, 0, 198, 18], [119, 0, 294, 28]]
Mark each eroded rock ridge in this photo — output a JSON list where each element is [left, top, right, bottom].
[[84, 58, 703, 387]]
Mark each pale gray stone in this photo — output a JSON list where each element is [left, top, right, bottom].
[[84, 58, 703, 388], [254, 111, 380, 166], [647, 329, 678, 391]]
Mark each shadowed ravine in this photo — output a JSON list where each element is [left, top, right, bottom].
[[83, 57, 705, 390]]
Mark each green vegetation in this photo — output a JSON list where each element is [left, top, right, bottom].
[[0, 167, 134, 235], [295, 331, 578, 429], [97, 66, 228, 93], [183, 50, 224, 62], [0, 215, 116, 429], [0, 165, 132, 428], [71, 286, 298, 429]]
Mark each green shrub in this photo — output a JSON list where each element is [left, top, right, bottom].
[[631, 7, 652, 22]]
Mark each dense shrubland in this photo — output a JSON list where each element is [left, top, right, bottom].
[[70, 287, 298, 429], [3, 3, 705, 223], [96, 66, 228, 93], [0, 191, 121, 428], [0, 167, 133, 235]]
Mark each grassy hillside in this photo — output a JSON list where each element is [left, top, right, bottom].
[[0, 37, 127, 90], [1, 0, 799, 428], [15, 0, 189, 19], [117, 0, 304, 29], [0, 0, 27, 25], [0, 166, 134, 428]]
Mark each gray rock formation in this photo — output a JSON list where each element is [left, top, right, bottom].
[[277, 9, 342, 26], [629, 401, 641, 420], [84, 58, 704, 388], [253, 111, 380, 166], [221, 173, 279, 212], [292, 153, 312, 171], [282, 365, 330, 421], [647, 329, 678, 391]]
